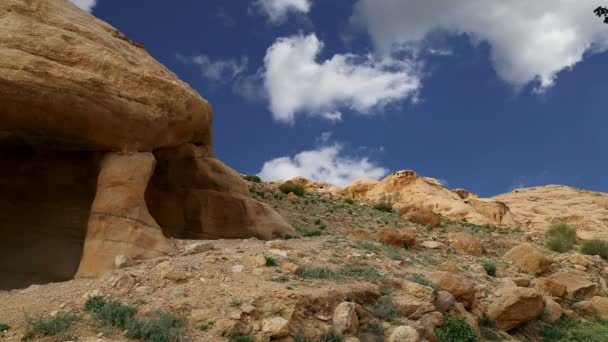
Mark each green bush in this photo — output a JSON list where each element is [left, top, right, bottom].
[[0, 324, 10, 332], [278, 182, 305, 197], [409, 274, 439, 294], [264, 255, 278, 266], [371, 296, 400, 321], [84, 296, 136, 329], [302, 230, 322, 237], [125, 310, 186, 342], [581, 240, 608, 260], [373, 202, 394, 213], [299, 266, 339, 280], [437, 314, 478, 342], [481, 260, 497, 277], [540, 315, 608, 342], [22, 312, 77, 340], [546, 224, 577, 252], [242, 174, 261, 183]]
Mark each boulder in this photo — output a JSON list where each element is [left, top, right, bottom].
[[487, 287, 544, 331], [400, 206, 441, 228], [401, 280, 435, 302], [378, 228, 416, 247], [434, 291, 456, 313], [448, 232, 483, 256], [0, 0, 294, 289], [388, 325, 420, 342], [544, 297, 563, 323], [427, 271, 476, 309], [287, 192, 300, 204], [436, 261, 459, 273], [549, 271, 598, 299], [578, 296, 608, 319], [333, 302, 359, 335], [262, 317, 290, 337], [532, 277, 568, 298], [502, 243, 552, 275]]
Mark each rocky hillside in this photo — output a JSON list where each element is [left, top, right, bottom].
[[2, 180, 608, 341], [493, 185, 608, 240]]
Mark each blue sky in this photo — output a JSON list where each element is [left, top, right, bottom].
[[76, 0, 607, 197]]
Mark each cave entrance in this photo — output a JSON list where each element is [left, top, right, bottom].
[[0, 147, 98, 290]]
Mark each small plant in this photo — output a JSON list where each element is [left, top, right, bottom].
[[481, 260, 497, 277], [320, 330, 343, 342], [299, 266, 339, 280], [371, 296, 400, 321], [231, 336, 254, 342], [229, 298, 243, 307], [264, 255, 278, 267], [581, 239, 608, 260], [242, 174, 261, 183], [269, 275, 290, 283], [22, 312, 77, 340], [0, 324, 10, 332], [437, 314, 478, 342], [84, 296, 136, 329], [302, 230, 322, 237], [479, 316, 503, 341], [373, 201, 394, 213], [314, 218, 323, 225], [540, 315, 608, 341], [545, 223, 577, 252], [337, 265, 383, 282], [198, 320, 214, 331], [344, 198, 355, 205], [125, 310, 186, 342], [409, 274, 439, 293], [278, 182, 305, 197]]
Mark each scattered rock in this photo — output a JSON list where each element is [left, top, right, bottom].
[[448, 232, 483, 256], [269, 249, 288, 258], [487, 287, 544, 330], [420, 241, 443, 249], [232, 265, 244, 273], [544, 297, 563, 323], [401, 280, 435, 302], [333, 302, 359, 335], [378, 228, 416, 247], [250, 255, 267, 266], [510, 277, 531, 287], [112, 274, 135, 292], [160, 270, 188, 282], [262, 317, 290, 337], [114, 255, 130, 269], [134, 286, 154, 295], [428, 271, 476, 308], [549, 271, 598, 299], [434, 291, 455, 313], [388, 325, 420, 342], [183, 242, 214, 255], [281, 262, 301, 275], [502, 243, 552, 275]]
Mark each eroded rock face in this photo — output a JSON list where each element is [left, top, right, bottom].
[[0, 0, 212, 151], [0, 0, 293, 288]]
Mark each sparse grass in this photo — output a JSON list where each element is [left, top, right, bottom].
[[125, 310, 186, 342], [229, 298, 243, 307], [371, 296, 400, 321], [581, 240, 608, 260], [302, 230, 322, 237], [351, 241, 381, 253], [0, 324, 10, 332], [279, 182, 305, 197], [540, 315, 608, 342], [264, 255, 278, 266], [344, 198, 355, 205], [437, 314, 478, 342], [84, 296, 186, 342], [479, 316, 503, 341], [242, 174, 261, 183], [546, 223, 577, 253], [408, 274, 439, 294], [198, 320, 214, 331], [373, 201, 394, 213], [230, 336, 253, 342], [299, 264, 383, 282], [84, 296, 136, 329], [299, 266, 339, 280], [22, 312, 77, 341], [269, 275, 290, 283], [481, 260, 497, 277]]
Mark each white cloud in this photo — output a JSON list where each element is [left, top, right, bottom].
[[258, 144, 388, 187], [263, 33, 421, 124], [177, 54, 248, 82], [256, 0, 311, 22], [70, 0, 97, 12], [353, 0, 608, 90]]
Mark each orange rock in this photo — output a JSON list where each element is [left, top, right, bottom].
[[287, 192, 300, 204], [400, 206, 442, 228], [532, 277, 568, 298], [487, 287, 544, 331], [502, 243, 552, 275], [428, 271, 477, 309], [378, 228, 416, 247], [448, 232, 483, 256]]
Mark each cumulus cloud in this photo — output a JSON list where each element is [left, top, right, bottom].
[[257, 144, 388, 187], [353, 0, 608, 90], [70, 0, 97, 12], [264, 33, 421, 124], [256, 0, 311, 22], [176, 54, 248, 83]]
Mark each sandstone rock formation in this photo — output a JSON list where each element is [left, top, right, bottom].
[[493, 185, 608, 239], [0, 0, 294, 289], [487, 287, 544, 330], [340, 170, 518, 228], [502, 243, 553, 275], [288, 177, 343, 194]]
